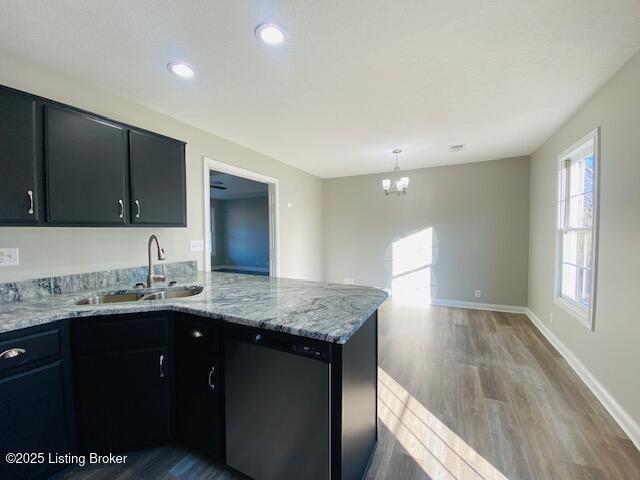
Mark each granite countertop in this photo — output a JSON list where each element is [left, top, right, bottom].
[[0, 272, 388, 343]]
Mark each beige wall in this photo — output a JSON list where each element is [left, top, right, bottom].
[[0, 50, 323, 282], [3, 40, 638, 436], [528, 50, 640, 428], [323, 157, 529, 306]]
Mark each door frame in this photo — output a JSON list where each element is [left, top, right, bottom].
[[202, 156, 280, 276]]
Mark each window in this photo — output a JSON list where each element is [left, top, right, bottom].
[[555, 128, 599, 329]]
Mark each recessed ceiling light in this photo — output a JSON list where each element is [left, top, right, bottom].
[[255, 23, 286, 45], [167, 62, 195, 79]]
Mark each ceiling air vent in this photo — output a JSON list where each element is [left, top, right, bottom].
[[449, 144, 465, 152]]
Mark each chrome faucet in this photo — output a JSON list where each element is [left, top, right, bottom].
[[147, 235, 167, 288]]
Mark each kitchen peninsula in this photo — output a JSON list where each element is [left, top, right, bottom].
[[0, 262, 388, 480]]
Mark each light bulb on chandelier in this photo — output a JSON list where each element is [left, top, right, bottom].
[[382, 149, 409, 196]]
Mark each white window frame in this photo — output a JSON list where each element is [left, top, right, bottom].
[[554, 127, 600, 330]]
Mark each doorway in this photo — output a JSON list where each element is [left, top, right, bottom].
[[202, 157, 279, 276]]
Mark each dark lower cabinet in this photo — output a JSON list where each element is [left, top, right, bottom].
[[75, 348, 171, 453], [0, 87, 43, 224], [176, 315, 223, 459], [72, 313, 174, 454], [46, 105, 129, 225], [0, 310, 379, 480], [0, 362, 71, 480], [129, 130, 186, 226], [0, 322, 74, 480]]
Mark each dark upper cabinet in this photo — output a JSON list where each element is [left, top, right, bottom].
[[0, 85, 187, 228], [0, 88, 43, 224], [129, 130, 186, 226], [46, 105, 128, 225]]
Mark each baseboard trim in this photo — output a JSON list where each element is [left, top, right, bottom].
[[525, 308, 640, 450], [430, 298, 527, 314], [211, 264, 269, 273]]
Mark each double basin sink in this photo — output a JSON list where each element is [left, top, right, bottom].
[[75, 285, 203, 305]]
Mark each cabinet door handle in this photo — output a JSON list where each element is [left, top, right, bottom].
[[118, 199, 124, 219], [0, 348, 26, 360], [208, 365, 216, 391], [159, 354, 165, 378], [135, 200, 141, 218], [27, 190, 34, 215]]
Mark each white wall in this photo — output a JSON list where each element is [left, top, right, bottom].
[[323, 157, 529, 307], [0, 50, 323, 282], [528, 50, 640, 434]]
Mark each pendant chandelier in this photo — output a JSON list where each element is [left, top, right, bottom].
[[382, 149, 409, 196]]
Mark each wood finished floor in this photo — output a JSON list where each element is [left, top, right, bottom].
[[60, 303, 640, 480]]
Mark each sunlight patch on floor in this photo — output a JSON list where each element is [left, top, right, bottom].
[[378, 368, 509, 480]]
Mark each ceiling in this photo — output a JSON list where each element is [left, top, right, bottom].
[[1, 1, 639, 178], [210, 172, 268, 200]]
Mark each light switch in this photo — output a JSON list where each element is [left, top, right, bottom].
[[0, 248, 19, 267], [190, 240, 204, 252]]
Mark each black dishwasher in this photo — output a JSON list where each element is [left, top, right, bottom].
[[224, 326, 331, 480]]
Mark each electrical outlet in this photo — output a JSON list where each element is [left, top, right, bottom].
[[189, 239, 204, 252], [0, 248, 19, 267], [549, 312, 554, 324], [343, 277, 355, 285], [474, 289, 481, 298]]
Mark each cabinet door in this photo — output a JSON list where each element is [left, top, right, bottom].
[[129, 130, 186, 226], [75, 348, 171, 453], [46, 105, 128, 225], [0, 362, 70, 480], [176, 320, 222, 458], [0, 89, 43, 224]]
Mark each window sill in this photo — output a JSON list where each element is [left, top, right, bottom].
[[554, 296, 593, 330]]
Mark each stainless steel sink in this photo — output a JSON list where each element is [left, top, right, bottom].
[[75, 286, 203, 305], [75, 292, 145, 305], [140, 286, 203, 301]]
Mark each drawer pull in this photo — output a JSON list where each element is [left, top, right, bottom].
[[208, 365, 216, 391], [27, 190, 34, 215], [159, 354, 165, 378], [190, 329, 203, 338], [0, 348, 26, 360]]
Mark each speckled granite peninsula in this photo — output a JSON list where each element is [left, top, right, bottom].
[[0, 262, 388, 343], [1, 261, 386, 480]]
